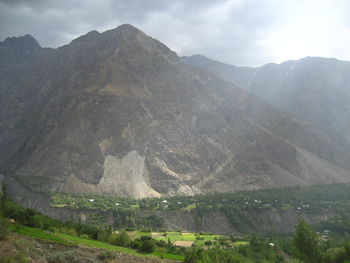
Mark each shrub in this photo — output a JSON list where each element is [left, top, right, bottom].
[[0, 213, 10, 240], [133, 236, 156, 253], [155, 239, 167, 248], [97, 230, 111, 242], [204, 240, 212, 246], [139, 239, 156, 253], [184, 248, 205, 263], [108, 229, 130, 247], [117, 229, 131, 247]]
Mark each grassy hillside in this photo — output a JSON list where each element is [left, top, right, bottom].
[[7, 224, 185, 261], [0, 231, 177, 263]]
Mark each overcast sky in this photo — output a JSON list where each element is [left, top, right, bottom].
[[0, 0, 349, 67]]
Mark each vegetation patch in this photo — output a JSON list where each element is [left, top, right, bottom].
[[10, 225, 73, 245]]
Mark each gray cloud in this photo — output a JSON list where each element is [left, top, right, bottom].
[[0, 0, 349, 66]]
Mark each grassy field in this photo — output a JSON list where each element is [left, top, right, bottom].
[[129, 230, 249, 248], [157, 232, 221, 241], [234, 241, 249, 246]]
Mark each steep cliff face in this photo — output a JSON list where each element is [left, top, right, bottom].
[[1, 25, 350, 198], [183, 55, 350, 143]]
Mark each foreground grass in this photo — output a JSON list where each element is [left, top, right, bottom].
[[55, 232, 145, 255], [10, 224, 73, 245], [11, 224, 184, 261], [55, 233, 184, 261]]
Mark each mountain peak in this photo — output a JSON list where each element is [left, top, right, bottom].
[[102, 24, 176, 58], [104, 23, 145, 40], [64, 24, 177, 68], [1, 34, 41, 52], [115, 23, 140, 32], [70, 24, 145, 47]]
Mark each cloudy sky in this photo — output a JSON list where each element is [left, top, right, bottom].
[[0, 0, 349, 66]]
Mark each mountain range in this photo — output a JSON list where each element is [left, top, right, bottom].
[[183, 54, 350, 143], [1, 24, 350, 199]]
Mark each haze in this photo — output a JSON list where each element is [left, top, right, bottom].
[[0, 0, 349, 66]]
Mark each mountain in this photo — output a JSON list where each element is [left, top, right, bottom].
[[1, 25, 350, 199], [182, 54, 256, 90], [183, 55, 350, 143], [0, 34, 41, 66]]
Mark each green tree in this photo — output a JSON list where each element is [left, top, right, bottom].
[[97, 228, 111, 242], [292, 219, 321, 263], [135, 236, 156, 253], [118, 229, 131, 246], [184, 248, 206, 263], [204, 240, 212, 246], [108, 229, 131, 247]]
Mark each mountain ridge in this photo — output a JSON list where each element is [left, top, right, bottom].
[[1, 25, 350, 199], [183, 54, 350, 143]]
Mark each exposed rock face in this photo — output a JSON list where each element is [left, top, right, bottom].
[[1, 25, 350, 198], [183, 55, 350, 143], [64, 151, 160, 198]]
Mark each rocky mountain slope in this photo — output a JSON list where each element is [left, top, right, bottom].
[[183, 55, 350, 143], [182, 55, 255, 91], [1, 25, 350, 199]]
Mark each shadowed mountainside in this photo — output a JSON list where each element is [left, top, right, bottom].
[[1, 25, 350, 199]]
